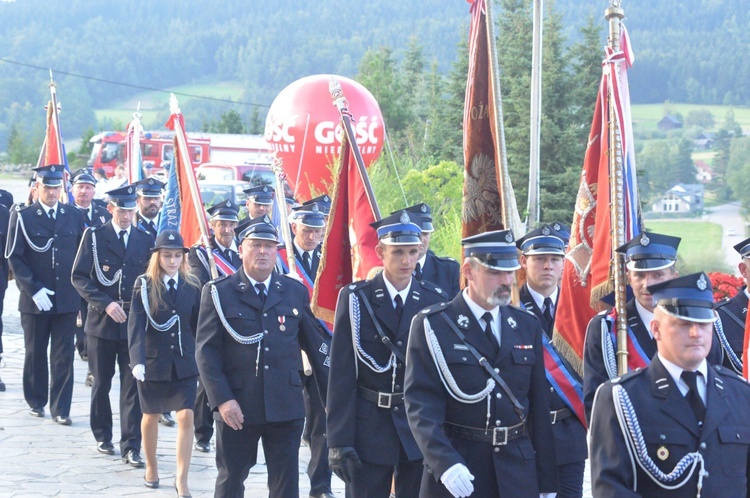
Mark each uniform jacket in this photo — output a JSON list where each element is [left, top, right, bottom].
[[292, 242, 322, 278], [584, 299, 724, 422], [71, 222, 154, 340], [127, 276, 201, 381], [135, 212, 159, 239], [520, 283, 587, 466], [404, 293, 557, 496], [195, 270, 330, 424], [419, 250, 461, 298], [188, 236, 241, 285], [716, 289, 747, 371], [327, 273, 449, 465], [590, 356, 750, 497], [70, 202, 112, 228], [8, 201, 85, 314], [0, 205, 9, 292]]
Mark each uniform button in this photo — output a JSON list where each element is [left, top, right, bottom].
[[737, 433, 742, 439], [496, 393, 502, 399], [393, 406, 399, 412], [462, 357, 467, 362], [264, 365, 269, 370], [700, 442, 707, 450], [494, 368, 500, 373], [264, 330, 269, 335], [523, 356, 527, 361], [397, 363, 403, 369], [550, 387, 554, 392], [659, 434, 666, 440], [263, 313, 268, 317], [493, 447, 500, 453], [397, 341, 403, 346], [172, 310, 176, 315], [264, 347, 269, 352], [171, 333, 175, 337], [170, 345, 174, 349], [495, 420, 501, 426], [395, 385, 401, 390], [374, 335, 379, 340]]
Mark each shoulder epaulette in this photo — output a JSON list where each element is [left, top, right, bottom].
[[279, 273, 307, 289], [433, 254, 458, 264], [715, 298, 732, 309], [417, 301, 450, 317], [12, 203, 27, 212], [713, 364, 750, 384], [88, 224, 102, 232], [509, 303, 536, 316], [344, 280, 370, 293], [208, 274, 231, 285], [416, 279, 448, 298], [609, 367, 645, 385]]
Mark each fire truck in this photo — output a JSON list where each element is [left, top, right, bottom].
[[87, 131, 272, 177]]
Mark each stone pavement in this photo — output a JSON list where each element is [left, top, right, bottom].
[[0, 283, 346, 497]]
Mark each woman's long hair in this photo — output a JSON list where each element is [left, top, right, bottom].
[[143, 249, 201, 314]]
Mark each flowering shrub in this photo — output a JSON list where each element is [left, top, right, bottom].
[[708, 272, 744, 301]]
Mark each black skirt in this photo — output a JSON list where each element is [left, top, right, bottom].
[[137, 363, 197, 414]]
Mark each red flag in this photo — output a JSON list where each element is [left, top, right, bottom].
[[43, 101, 64, 167], [311, 132, 379, 326], [462, 0, 521, 236], [553, 28, 641, 372], [164, 109, 208, 247]]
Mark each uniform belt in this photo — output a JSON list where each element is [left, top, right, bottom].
[[118, 300, 132, 311], [444, 421, 526, 446], [357, 386, 404, 409], [550, 407, 572, 424]]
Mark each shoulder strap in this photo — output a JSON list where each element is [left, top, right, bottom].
[[719, 303, 745, 328], [356, 289, 405, 363], [438, 311, 526, 421]]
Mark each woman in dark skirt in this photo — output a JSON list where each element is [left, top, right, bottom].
[[128, 230, 201, 497]]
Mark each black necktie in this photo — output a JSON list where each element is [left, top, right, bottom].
[[302, 251, 312, 274], [482, 311, 499, 357], [168, 278, 177, 301], [224, 248, 232, 261], [681, 370, 706, 423], [414, 262, 422, 280], [148, 221, 155, 234], [394, 294, 404, 324], [543, 297, 554, 328], [255, 283, 266, 305], [86, 209, 92, 224], [119, 230, 127, 249], [48, 208, 55, 220]]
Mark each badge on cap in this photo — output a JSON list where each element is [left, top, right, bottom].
[[505, 232, 513, 243], [420, 204, 427, 213], [697, 273, 707, 291], [400, 211, 410, 224], [657, 446, 669, 461], [553, 222, 561, 230], [262, 186, 269, 193], [127, 187, 134, 194], [168, 233, 175, 240], [542, 226, 550, 235], [312, 204, 319, 212], [640, 233, 650, 246], [225, 200, 231, 207], [50, 165, 56, 172], [324, 195, 330, 202]]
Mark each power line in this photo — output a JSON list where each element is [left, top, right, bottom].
[[0, 57, 270, 109]]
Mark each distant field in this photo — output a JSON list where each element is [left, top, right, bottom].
[[646, 220, 730, 273], [631, 103, 750, 133], [94, 81, 245, 128]]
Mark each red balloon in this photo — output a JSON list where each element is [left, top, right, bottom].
[[264, 74, 385, 202]]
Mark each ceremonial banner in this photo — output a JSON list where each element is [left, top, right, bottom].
[[42, 80, 73, 202], [553, 27, 641, 372], [126, 112, 144, 183], [311, 131, 379, 326], [462, 0, 521, 237]]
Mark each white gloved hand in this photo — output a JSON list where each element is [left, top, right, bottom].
[[441, 463, 474, 497], [32, 287, 55, 311], [540, 494, 558, 498], [132, 364, 145, 382]]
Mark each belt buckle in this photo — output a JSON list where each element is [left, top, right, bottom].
[[492, 426, 508, 446], [377, 392, 392, 409], [551, 410, 558, 425]]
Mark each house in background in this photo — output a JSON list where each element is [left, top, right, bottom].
[[657, 114, 684, 131], [694, 160, 715, 182], [651, 183, 704, 214], [693, 132, 715, 150]]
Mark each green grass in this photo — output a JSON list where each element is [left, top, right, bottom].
[[646, 220, 731, 274], [631, 103, 750, 133]]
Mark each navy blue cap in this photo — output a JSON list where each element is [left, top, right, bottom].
[[302, 194, 331, 215], [647, 272, 717, 323], [207, 199, 240, 222], [398, 203, 433, 233], [733, 237, 750, 258], [71, 168, 97, 186], [616, 231, 680, 271], [550, 221, 571, 244], [152, 229, 188, 252], [106, 184, 138, 209], [134, 177, 165, 197], [33, 165, 65, 187], [370, 211, 422, 246], [291, 203, 326, 228], [243, 185, 274, 205], [235, 215, 278, 242], [462, 229, 520, 271], [516, 224, 566, 256]]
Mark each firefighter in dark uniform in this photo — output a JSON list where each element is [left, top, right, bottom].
[[590, 272, 750, 497], [6, 165, 85, 423], [517, 224, 587, 498], [69, 169, 112, 371], [396, 203, 461, 298], [71, 184, 154, 466], [404, 229, 557, 498], [0, 189, 12, 392], [327, 210, 449, 498], [188, 199, 241, 453], [195, 215, 330, 498], [712, 236, 750, 375], [243, 185, 274, 219], [134, 177, 165, 239]]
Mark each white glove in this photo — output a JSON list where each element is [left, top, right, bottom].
[[540, 494, 557, 498], [32, 287, 55, 311], [441, 463, 474, 497], [132, 364, 145, 382]]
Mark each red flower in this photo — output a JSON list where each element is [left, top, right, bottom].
[[707, 272, 744, 301]]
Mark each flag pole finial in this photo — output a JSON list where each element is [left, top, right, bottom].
[[329, 77, 347, 111], [169, 93, 180, 115]]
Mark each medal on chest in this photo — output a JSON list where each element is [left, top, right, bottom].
[[278, 315, 286, 331]]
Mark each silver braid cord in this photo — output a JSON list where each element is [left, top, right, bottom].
[[349, 292, 395, 374], [92, 231, 122, 287], [602, 319, 619, 380], [209, 284, 264, 345], [7, 213, 54, 256], [714, 318, 742, 374], [612, 384, 707, 495], [138, 277, 183, 356]]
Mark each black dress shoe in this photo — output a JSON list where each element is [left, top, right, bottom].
[[123, 450, 145, 468], [29, 407, 44, 418], [53, 415, 72, 426], [159, 413, 176, 427], [193, 441, 210, 453], [144, 477, 160, 489], [97, 441, 115, 455], [0, 377, 5, 392]]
